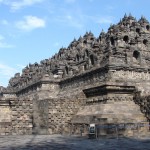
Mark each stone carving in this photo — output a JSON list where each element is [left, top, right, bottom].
[[112, 71, 150, 80]]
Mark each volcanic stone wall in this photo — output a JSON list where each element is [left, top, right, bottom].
[[135, 95, 150, 122], [11, 94, 33, 135], [0, 94, 15, 135], [48, 96, 85, 134], [0, 105, 12, 135]]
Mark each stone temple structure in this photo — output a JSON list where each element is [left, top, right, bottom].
[[0, 14, 150, 137]]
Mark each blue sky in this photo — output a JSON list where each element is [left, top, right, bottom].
[[0, 0, 150, 87]]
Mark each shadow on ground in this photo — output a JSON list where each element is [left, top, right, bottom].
[[0, 135, 150, 150]]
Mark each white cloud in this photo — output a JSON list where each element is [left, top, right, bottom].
[[84, 15, 114, 24], [0, 63, 18, 78], [16, 64, 26, 69], [15, 15, 46, 31], [65, 0, 76, 3], [0, 0, 5, 2], [54, 42, 60, 47], [1, 19, 9, 25], [55, 15, 83, 29], [88, 0, 94, 2], [12, 0, 44, 11], [96, 17, 113, 24], [54, 12, 113, 29], [0, 0, 44, 11], [0, 35, 4, 40], [105, 5, 115, 13], [0, 63, 21, 87], [0, 35, 14, 48], [0, 42, 14, 48]]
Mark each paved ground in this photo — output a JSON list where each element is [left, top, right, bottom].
[[0, 134, 150, 150]]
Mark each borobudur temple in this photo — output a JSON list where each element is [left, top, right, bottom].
[[0, 14, 150, 137]]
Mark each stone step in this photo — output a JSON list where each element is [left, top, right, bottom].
[[72, 114, 148, 125], [94, 113, 146, 118], [78, 105, 143, 115], [84, 109, 142, 114], [74, 101, 148, 126], [96, 101, 140, 107], [75, 114, 147, 122]]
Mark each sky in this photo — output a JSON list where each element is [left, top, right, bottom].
[[0, 0, 150, 87]]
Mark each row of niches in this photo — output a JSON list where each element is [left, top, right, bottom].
[[54, 51, 103, 80], [9, 47, 145, 91], [133, 50, 141, 64], [108, 14, 150, 34], [110, 49, 149, 66], [110, 35, 149, 47], [14, 53, 100, 91], [6, 15, 150, 90], [86, 98, 107, 104], [60, 70, 106, 90], [12, 98, 32, 107], [62, 56, 98, 78], [17, 84, 41, 97], [131, 50, 149, 65], [124, 23, 150, 32], [8, 48, 100, 90], [109, 23, 150, 34], [86, 96, 133, 104]]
